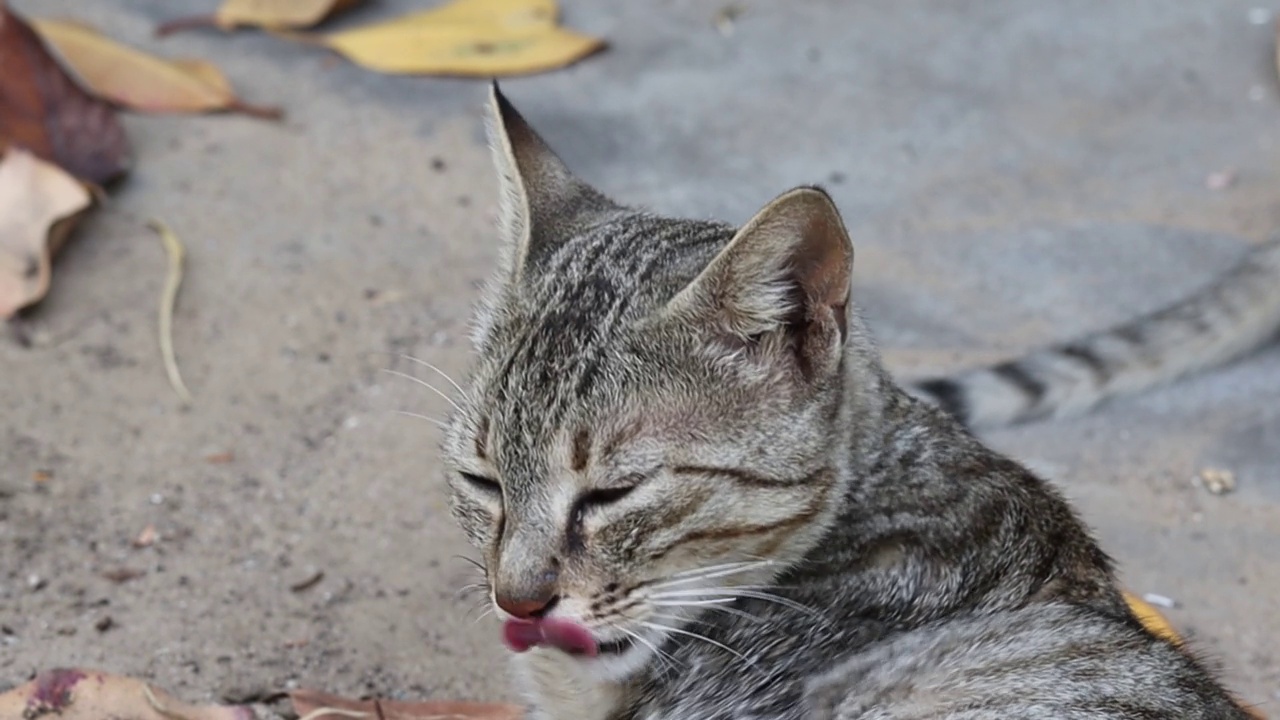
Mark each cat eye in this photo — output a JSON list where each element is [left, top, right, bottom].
[[570, 476, 645, 528], [459, 471, 501, 494], [578, 484, 638, 508]]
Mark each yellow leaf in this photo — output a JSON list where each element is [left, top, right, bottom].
[[293, 0, 604, 77], [218, 0, 364, 29], [31, 18, 281, 119], [1122, 592, 1268, 718], [0, 148, 92, 318], [1123, 591, 1181, 644], [157, 0, 365, 35]]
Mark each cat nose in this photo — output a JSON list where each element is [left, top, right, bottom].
[[496, 592, 559, 620]]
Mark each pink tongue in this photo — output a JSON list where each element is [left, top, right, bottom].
[[502, 618, 598, 657]]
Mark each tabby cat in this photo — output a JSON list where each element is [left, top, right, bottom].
[[440, 84, 1278, 719]]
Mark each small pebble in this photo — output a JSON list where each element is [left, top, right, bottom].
[[1193, 467, 1236, 496], [133, 524, 158, 548]]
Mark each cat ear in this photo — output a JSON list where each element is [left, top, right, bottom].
[[486, 82, 616, 280], [663, 187, 854, 374]]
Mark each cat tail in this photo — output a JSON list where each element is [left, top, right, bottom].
[[907, 237, 1280, 430]]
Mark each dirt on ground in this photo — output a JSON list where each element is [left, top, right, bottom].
[[2, 0, 1278, 714]]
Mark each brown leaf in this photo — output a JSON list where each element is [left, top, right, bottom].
[[0, 2, 129, 184], [287, 0, 605, 77], [290, 689, 523, 720], [157, 0, 365, 36], [31, 19, 281, 120], [0, 668, 255, 720], [0, 148, 92, 318]]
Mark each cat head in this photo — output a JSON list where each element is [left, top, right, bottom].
[[441, 84, 857, 679]]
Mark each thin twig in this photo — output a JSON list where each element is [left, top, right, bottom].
[[148, 219, 192, 403]]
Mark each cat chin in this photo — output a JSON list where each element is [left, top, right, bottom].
[[509, 636, 655, 685], [575, 640, 655, 683]]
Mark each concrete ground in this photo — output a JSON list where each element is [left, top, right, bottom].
[[2, 0, 1278, 712]]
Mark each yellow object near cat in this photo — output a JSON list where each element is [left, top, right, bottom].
[[1124, 592, 1267, 719]]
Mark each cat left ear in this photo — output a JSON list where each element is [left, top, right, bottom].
[[486, 82, 616, 281], [663, 187, 853, 375]]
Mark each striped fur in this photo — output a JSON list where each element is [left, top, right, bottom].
[[908, 237, 1280, 429], [438, 85, 1252, 719]]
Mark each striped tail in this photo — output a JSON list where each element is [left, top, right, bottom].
[[908, 237, 1280, 430]]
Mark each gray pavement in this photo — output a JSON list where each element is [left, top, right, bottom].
[[2, 0, 1277, 710]]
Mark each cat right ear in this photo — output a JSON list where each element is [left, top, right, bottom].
[[660, 187, 854, 378], [485, 82, 615, 281]]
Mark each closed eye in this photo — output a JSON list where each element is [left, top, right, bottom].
[[572, 475, 646, 523], [459, 471, 501, 494], [579, 484, 637, 508]]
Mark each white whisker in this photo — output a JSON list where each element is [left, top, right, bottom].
[[650, 561, 776, 589], [621, 627, 680, 671], [396, 410, 448, 428], [397, 354, 465, 395], [650, 598, 736, 608], [638, 620, 758, 671], [647, 611, 717, 629], [650, 587, 824, 620], [651, 602, 761, 625], [665, 560, 770, 580], [454, 582, 489, 600], [381, 368, 463, 412]]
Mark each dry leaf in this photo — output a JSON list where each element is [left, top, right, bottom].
[[0, 148, 92, 318], [1123, 591, 1268, 719], [0, 2, 129, 184], [291, 689, 523, 720], [31, 18, 281, 120], [1123, 590, 1181, 644], [158, 0, 365, 35], [0, 668, 255, 720], [290, 0, 604, 77]]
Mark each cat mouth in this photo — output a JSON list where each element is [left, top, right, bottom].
[[501, 618, 636, 658]]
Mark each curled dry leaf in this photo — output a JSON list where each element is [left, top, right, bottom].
[[291, 689, 523, 720], [0, 148, 92, 318], [289, 0, 604, 77], [158, 0, 366, 36], [31, 19, 282, 120], [0, 668, 255, 720], [0, 1, 129, 185]]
